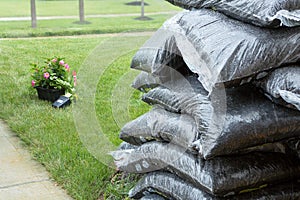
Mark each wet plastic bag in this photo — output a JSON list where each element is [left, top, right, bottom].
[[131, 10, 300, 93], [253, 66, 300, 111], [119, 106, 198, 153], [284, 137, 300, 159], [143, 76, 300, 159], [119, 108, 294, 156], [164, 0, 300, 28], [130, 172, 300, 200], [118, 141, 138, 151], [112, 142, 300, 196], [131, 71, 161, 92], [120, 118, 296, 157], [140, 194, 166, 200]]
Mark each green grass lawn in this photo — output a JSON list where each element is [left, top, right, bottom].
[[0, 0, 181, 38], [0, 35, 150, 199], [0, 14, 174, 38], [0, 0, 179, 17], [0, 0, 171, 199]]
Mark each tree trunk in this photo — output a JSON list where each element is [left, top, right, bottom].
[[30, 0, 37, 28], [79, 0, 85, 23], [141, 0, 145, 17]]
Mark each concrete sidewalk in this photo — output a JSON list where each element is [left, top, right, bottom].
[[0, 120, 72, 200]]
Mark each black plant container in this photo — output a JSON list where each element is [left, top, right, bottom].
[[35, 86, 65, 102]]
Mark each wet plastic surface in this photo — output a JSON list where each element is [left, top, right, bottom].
[[254, 65, 300, 111], [112, 142, 300, 196], [143, 76, 300, 159], [118, 4, 300, 199], [120, 106, 198, 153], [130, 172, 300, 200], [164, 0, 300, 27], [120, 105, 298, 156], [117, 141, 138, 151], [131, 72, 161, 92], [284, 137, 300, 159], [139, 193, 166, 200], [131, 9, 300, 93]]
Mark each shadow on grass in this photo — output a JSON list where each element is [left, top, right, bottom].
[[125, 1, 149, 6], [73, 20, 92, 25], [134, 16, 153, 21]]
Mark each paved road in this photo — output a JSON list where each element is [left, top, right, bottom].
[[0, 11, 179, 22], [0, 120, 73, 200]]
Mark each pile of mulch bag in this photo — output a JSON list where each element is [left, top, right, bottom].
[[111, 1, 300, 199]]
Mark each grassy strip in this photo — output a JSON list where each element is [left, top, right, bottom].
[[95, 51, 150, 145], [95, 51, 150, 199], [0, 14, 173, 38], [0, 36, 150, 199], [0, 0, 179, 17]]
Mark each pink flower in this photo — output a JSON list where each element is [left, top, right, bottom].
[[44, 72, 50, 79], [64, 64, 70, 71], [59, 60, 65, 66], [31, 80, 36, 87], [72, 70, 77, 87], [52, 58, 57, 63]]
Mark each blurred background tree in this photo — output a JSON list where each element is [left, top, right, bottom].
[[79, 0, 84, 23], [30, 0, 37, 28]]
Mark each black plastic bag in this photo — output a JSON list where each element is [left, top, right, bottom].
[[142, 75, 212, 130], [140, 194, 166, 200], [130, 172, 300, 200], [118, 141, 138, 150], [119, 106, 198, 153], [131, 71, 161, 92], [164, 0, 300, 28], [131, 10, 300, 93], [253, 65, 300, 111], [119, 112, 296, 156], [112, 142, 300, 196], [119, 106, 293, 156], [284, 137, 300, 159], [131, 31, 181, 76], [143, 76, 300, 159]]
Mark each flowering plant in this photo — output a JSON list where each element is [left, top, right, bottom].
[[31, 56, 76, 95]]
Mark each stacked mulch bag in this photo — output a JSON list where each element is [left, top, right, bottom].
[[111, 1, 300, 199]]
